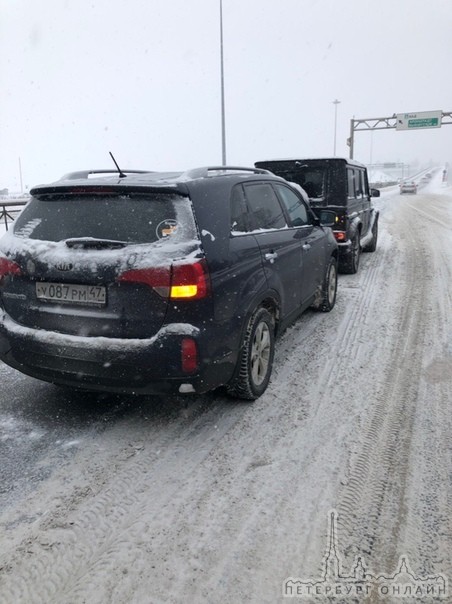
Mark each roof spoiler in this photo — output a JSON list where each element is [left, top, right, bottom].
[[58, 169, 151, 181], [180, 166, 271, 179]]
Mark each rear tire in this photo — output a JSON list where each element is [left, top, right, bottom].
[[312, 257, 337, 312], [226, 307, 275, 401], [342, 234, 360, 274], [363, 219, 378, 253]]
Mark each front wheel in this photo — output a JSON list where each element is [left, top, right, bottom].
[[226, 307, 275, 401]]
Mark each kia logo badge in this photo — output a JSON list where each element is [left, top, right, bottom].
[[55, 262, 73, 271]]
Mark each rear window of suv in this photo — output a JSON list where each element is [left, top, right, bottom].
[[280, 167, 325, 200], [13, 193, 198, 244]]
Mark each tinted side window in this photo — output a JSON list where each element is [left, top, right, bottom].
[[361, 169, 370, 197], [230, 185, 251, 232], [356, 169, 365, 198], [244, 183, 287, 229], [347, 168, 362, 199], [274, 184, 309, 226]]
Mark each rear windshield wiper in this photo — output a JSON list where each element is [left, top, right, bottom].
[[65, 237, 127, 249]]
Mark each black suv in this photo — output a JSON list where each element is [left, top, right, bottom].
[[0, 166, 337, 400], [255, 158, 380, 273]]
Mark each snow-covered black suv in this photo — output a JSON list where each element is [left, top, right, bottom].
[[255, 158, 380, 274], [0, 166, 337, 400]]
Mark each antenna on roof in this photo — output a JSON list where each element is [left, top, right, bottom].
[[109, 151, 127, 178]]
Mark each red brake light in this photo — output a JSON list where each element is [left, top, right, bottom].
[[170, 260, 210, 299], [333, 231, 347, 242], [181, 337, 198, 373], [0, 257, 22, 284], [117, 259, 210, 300], [117, 266, 171, 297]]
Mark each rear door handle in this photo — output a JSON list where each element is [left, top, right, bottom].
[[265, 252, 278, 262], [302, 243, 311, 251]]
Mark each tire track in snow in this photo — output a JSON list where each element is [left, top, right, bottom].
[[334, 192, 452, 584], [0, 399, 250, 604]]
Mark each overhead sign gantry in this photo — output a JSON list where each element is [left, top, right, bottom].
[[348, 110, 452, 159]]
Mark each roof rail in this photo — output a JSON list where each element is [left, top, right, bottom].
[[180, 166, 271, 180], [59, 169, 151, 181]]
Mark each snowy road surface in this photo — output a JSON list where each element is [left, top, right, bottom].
[[0, 179, 451, 603]]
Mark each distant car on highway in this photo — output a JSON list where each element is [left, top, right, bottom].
[[399, 181, 417, 194]]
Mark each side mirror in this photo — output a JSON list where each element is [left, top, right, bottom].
[[370, 188, 380, 198]]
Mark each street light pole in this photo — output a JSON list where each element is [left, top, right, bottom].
[[220, 0, 227, 165], [18, 157, 23, 194], [333, 99, 341, 156]]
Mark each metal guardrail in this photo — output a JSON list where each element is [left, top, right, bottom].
[[0, 199, 28, 231]]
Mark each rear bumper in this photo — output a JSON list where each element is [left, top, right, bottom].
[[0, 313, 236, 395], [335, 209, 378, 267], [336, 240, 352, 266]]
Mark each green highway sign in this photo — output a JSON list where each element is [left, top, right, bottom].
[[408, 118, 439, 128], [396, 110, 442, 130]]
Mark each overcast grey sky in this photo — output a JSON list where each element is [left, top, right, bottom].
[[1, 0, 451, 191]]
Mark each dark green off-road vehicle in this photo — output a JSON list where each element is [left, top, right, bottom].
[[255, 158, 380, 274]]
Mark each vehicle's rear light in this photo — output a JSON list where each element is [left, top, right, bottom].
[[117, 266, 171, 297], [333, 231, 347, 242], [181, 337, 198, 373], [170, 260, 210, 300], [117, 259, 210, 300], [0, 257, 22, 284]]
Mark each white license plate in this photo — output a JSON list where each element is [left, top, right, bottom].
[[36, 282, 107, 305]]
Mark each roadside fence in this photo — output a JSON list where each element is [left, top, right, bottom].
[[0, 198, 28, 231]]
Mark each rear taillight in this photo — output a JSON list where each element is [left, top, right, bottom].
[[181, 338, 198, 373], [0, 257, 22, 285], [333, 231, 347, 242], [117, 266, 171, 297], [170, 260, 210, 299], [117, 259, 210, 300]]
